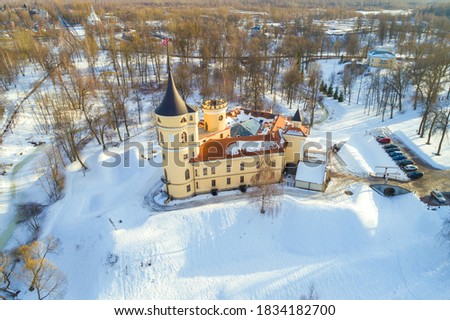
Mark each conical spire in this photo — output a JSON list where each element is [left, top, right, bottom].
[[155, 55, 189, 117], [292, 108, 302, 122]]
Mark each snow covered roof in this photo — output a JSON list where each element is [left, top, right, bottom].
[[192, 133, 284, 162], [368, 50, 395, 59], [295, 162, 327, 184], [284, 126, 309, 137]]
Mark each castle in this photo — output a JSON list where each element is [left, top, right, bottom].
[[155, 67, 310, 200]]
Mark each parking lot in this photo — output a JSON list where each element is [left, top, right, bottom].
[[376, 135, 450, 205]]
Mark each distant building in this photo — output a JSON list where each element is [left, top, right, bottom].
[[154, 67, 313, 200], [87, 6, 101, 26], [367, 49, 396, 68]]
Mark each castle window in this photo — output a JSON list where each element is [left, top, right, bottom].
[[195, 169, 198, 176], [196, 182, 199, 189], [256, 161, 260, 169], [162, 153, 166, 161], [211, 167, 215, 174], [190, 134, 194, 142], [203, 168, 207, 176], [190, 115, 193, 121], [271, 161, 276, 167], [227, 164, 231, 173], [185, 169, 190, 180], [183, 154, 188, 159], [227, 177, 231, 185], [219, 115, 223, 121], [240, 162, 244, 171], [186, 184, 191, 192], [212, 180, 216, 187], [158, 117, 161, 123], [160, 132, 164, 143], [240, 176, 244, 183], [181, 132, 187, 143], [181, 117, 186, 123], [220, 133, 223, 138]]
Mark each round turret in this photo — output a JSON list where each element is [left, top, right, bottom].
[[202, 99, 227, 132]]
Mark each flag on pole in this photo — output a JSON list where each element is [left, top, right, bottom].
[[162, 37, 169, 46]]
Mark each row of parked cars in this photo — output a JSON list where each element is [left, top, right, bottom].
[[376, 136, 424, 180]]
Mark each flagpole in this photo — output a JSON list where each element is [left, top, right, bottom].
[[166, 38, 170, 74]]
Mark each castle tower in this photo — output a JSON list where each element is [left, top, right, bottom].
[[291, 108, 303, 128], [201, 99, 227, 132], [155, 68, 198, 199]]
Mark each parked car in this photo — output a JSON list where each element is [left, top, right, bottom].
[[431, 189, 446, 203], [392, 155, 407, 161], [403, 164, 418, 172], [383, 144, 397, 149], [407, 171, 423, 180], [388, 150, 403, 157], [376, 137, 391, 144], [385, 146, 400, 152], [397, 159, 414, 166]]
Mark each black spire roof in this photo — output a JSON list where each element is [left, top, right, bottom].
[[292, 108, 302, 122], [155, 69, 190, 116]]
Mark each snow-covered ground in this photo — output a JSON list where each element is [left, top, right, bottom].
[[1, 54, 450, 300], [390, 118, 450, 170]]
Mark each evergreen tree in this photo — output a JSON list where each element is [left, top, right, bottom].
[[338, 92, 344, 102], [319, 80, 325, 93], [333, 87, 339, 100], [327, 85, 333, 97]]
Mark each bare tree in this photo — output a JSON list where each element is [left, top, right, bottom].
[[282, 67, 302, 108], [17, 236, 67, 300], [300, 283, 319, 300], [436, 108, 450, 156], [305, 62, 322, 127], [38, 143, 65, 203], [418, 46, 450, 138], [250, 156, 283, 214], [407, 44, 429, 111], [0, 252, 20, 299], [16, 203, 46, 240], [388, 64, 409, 113]]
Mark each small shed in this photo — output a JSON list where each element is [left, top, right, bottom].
[[294, 161, 329, 192]]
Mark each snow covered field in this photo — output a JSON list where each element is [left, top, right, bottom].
[[33, 145, 450, 299]]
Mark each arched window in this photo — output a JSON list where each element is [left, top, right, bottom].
[[181, 117, 186, 123], [185, 169, 190, 180], [181, 132, 187, 143], [219, 115, 223, 121], [159, 131, 164, 143], [189, 115, 193, 121]]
